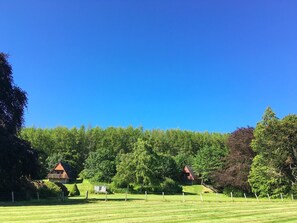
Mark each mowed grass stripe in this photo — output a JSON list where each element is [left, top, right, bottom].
[[0, 202, 295, 214], [1, 198, 297, 223], [1, 203, 200, 221]]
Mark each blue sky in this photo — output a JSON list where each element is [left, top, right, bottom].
[[1, 0, 296, 132]]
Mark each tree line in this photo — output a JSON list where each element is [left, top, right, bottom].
[[20, 126, 228, 192], [20, 110, 297, 196]]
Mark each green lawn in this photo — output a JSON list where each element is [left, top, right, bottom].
[[1, 192, 297, 223]]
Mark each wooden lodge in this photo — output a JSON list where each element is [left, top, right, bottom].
[[47, 162, 75, 184]]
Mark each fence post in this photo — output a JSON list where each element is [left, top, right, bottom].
[[145, 191, 147, 201], [291, 194, 294, 201], [11, 191, 14, 203], [230, 192, 233, 202], [244, 193, 247, 201], [267, 194, 270, 201], [280, 193, 283, 201], [162, 192, 164, 201], [200, 193, 203, 202]]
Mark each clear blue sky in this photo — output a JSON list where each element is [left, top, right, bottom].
[[1, 0, 296, 132]]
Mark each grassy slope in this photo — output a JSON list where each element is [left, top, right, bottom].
[[64, 179, 95, 195], [183, 185, 214, 194]]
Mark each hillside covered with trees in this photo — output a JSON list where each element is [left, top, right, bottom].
[[19, 107, 297, 197], [20, 126, 228, 192]]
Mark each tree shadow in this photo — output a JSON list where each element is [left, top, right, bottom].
[[0, 197, 144, 207]]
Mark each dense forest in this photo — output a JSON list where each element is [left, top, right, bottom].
[[19, 107, 297, 196], [20, 127, 228, 192]]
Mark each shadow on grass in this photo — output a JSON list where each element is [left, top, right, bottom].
[[0, 197, 144, 207], [183, 192, 198, 195]]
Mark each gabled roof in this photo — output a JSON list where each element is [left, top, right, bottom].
[[48, 161, 76, 180], [183, 165, 197, 180]]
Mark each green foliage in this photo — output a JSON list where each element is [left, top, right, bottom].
[[250, 107, 297, 196], [223, 186, 244, 197], [174, 153, 194, 171], [113, 139, 159, 188], [20, 126, 227, 183], [193, 145, 228, 183], [248, 155, 291, 197], [54, 182, 69, 196], [155, 154, 179, 182], [159, 178, 182, 194], [69, 183, 80, 196], [82, 146, 116, 183], [113, 139, 182, 193], [290, 184, 297, 197], [109, 183, 129, 193], [35, 181, 62, 198]]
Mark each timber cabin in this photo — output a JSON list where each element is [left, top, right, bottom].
[[182, 165, 200, 184], [47, 162, 75, 183]]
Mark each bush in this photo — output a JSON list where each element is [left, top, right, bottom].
[[109, 182, 129, 193], [159, 178, 182, 194], [54, 182, 69, 196], [69, 184, 80, 196], [35, 181, 62, 198], [110, 178, 182, 194], [223, 186, 244, 197]]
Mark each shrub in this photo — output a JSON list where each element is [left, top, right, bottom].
[[159, 178, 182, 194], [35, 181, 62, 198], [223, 186, 244, 197], [69, 184, 80, 196], [54, 182, 69, 196], [109, 182, 129, 193], [291, 184, 297, 197]]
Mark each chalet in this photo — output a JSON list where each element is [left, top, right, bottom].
[[47, 162, 75, 184], [182, 165, 200, 184]]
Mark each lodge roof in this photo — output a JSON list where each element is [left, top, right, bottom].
[[48, 161, 76, 180]]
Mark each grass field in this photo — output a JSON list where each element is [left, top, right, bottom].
[[1, 183, 297, 222], [1, 193, 297, 222]]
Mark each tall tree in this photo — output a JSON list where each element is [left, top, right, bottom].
[[0, 53, 27, 135], [212, 127, 255, 193], [249, 107, 297, 196], [0, 53, 39, 192], [82, 145, 116, 183], [193, 145, 228, 183]]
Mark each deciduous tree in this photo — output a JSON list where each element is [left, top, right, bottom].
[[0, 53, 39, 192], [212, 127, 255, 193]]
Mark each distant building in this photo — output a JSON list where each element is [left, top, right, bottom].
[[47, 162, 75, 184], [94, 185, 107, 193], [182, 166, 200, 184]]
